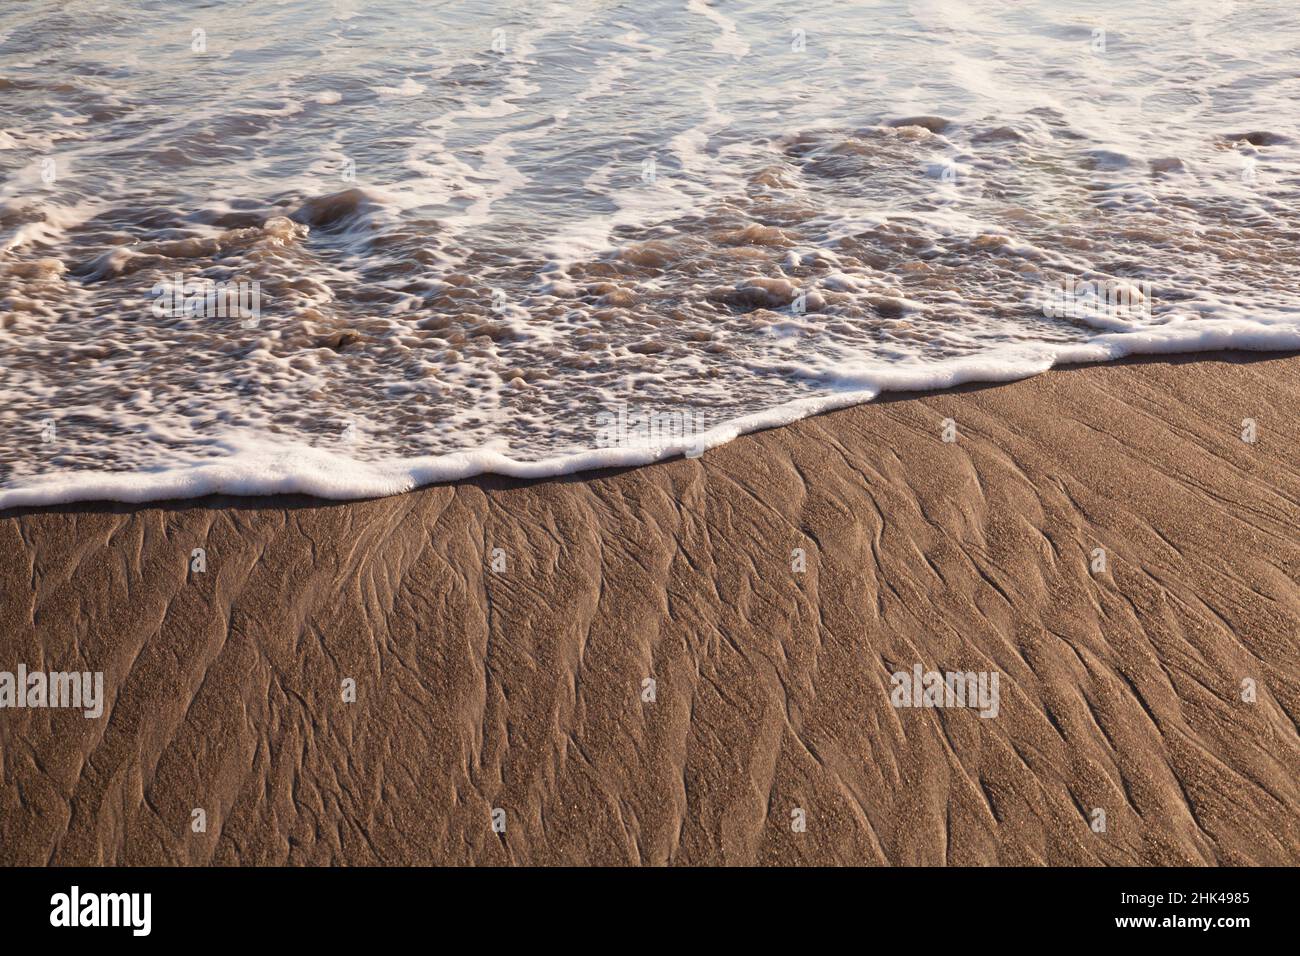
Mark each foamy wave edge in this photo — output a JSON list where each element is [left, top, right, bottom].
[[4, 319, 1298, 510]]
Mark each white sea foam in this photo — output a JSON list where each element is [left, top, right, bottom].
[[3, 318, 1297, 511]]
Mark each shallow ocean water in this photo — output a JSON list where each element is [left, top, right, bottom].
[[1, 0, 1298, 505]]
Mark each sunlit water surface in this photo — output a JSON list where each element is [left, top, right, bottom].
[[1, 0, 1298, 504]]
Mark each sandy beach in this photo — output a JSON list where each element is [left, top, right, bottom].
[[0, 350, 1296, 865]]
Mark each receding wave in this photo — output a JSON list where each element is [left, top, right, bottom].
[[1, 0, 1298, 507]]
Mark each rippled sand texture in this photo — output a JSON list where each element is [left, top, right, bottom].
[[3, 1, 1300, 501], [2, 353, 1297, 865]]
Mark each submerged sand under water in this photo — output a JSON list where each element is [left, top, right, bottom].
[[1, 1, 1299, 505]]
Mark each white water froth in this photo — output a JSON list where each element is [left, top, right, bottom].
[[4, 318, 1296, 511]]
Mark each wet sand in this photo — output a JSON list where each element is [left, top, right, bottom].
[[1, 351, 1298, 865]]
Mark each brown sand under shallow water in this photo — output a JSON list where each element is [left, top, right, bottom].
[[1, 351, 1298, 866]]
